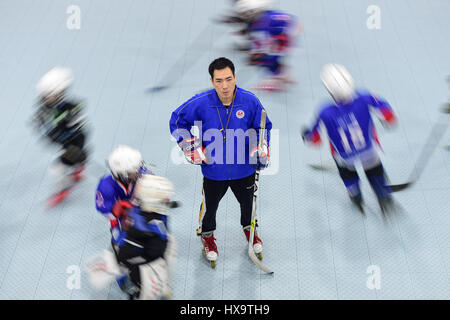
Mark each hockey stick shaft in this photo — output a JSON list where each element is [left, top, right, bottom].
[[249, 109, 273, 274], [147, 26, 218, 92], [306, 120, 448, 192], [386, 77, 450, 191], [388, 119, 448, 191]]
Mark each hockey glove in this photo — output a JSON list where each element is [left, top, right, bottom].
[[250, 139, 270, 170], [300, 126, 308, 142], [179, 137, 206, 165], [301, 126, 321, 145], [112, 200, 133, 219]]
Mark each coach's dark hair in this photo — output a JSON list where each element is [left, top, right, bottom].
[[208, 57, 235, 78]]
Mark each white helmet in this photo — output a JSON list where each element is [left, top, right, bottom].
[[235, 0, 271, 16], [134, 174, 174, 215], [36, 67, 73, 100], [108, 145, 144, 184], [320, 63, 355, 104]]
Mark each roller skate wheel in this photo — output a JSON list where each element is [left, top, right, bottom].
[[210, 261, 216, 269], [257, 253, 263, 260]]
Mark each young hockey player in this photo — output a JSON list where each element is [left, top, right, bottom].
[[169, 57, 272, 268], [95, 145, 152, 256], [234, 0, 300, 91], [33, 67, 89, 208], [301, 63, 397, 214], [113, 174, 177, 300]]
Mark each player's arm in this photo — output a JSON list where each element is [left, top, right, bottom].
[[365, 92, 397, 128], [249, 102, 272, 169], [66, 101, 87, 131], [301, 113, 323, 146], [95, 183, 126, 230], [169, 101, 206, 165]]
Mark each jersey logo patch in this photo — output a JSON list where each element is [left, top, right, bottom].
[[236, 110, 245, 119], [96, 191, 105, 208]]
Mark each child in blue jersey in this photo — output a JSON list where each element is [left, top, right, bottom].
[[302, 64, 397, 213], [113, 174, 177, 300], [234, 0, 301, 91], [95, 145, 152, 255]]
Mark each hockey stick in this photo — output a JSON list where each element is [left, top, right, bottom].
[[304, 119, 447, 193], [146, 25, 218, 93], [303, 119, 449, 192], [388, 116, 448, 192], [389, 77, 450, 191], [248, 109, 274, 274]]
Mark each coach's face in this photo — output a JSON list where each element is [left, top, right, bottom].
[[211, 67, 236, 104]]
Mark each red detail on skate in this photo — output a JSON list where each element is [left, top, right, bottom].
[[244, 229, 263, 246], [72, 166, 85, 182], [203, 235, 218, 253], [47, 189, 71, 208]]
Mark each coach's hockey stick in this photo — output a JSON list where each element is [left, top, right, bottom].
[[249, 109, 274, 274]]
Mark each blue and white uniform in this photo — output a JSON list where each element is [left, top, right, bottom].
[[95, 166, 152, 244], [247, 10, 298, 75], [303, 89, 396, 169], [169, 86, 272, 181]]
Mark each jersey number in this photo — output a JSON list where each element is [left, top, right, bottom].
[[338, 116, 366, 154]]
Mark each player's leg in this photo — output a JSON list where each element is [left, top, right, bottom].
[[230, 173, 263, 255], [138, 258, 169, 300], [364, 162, 393, 213], [197, 177, 228, 267], [253, 56, 286, 91], [63, 132, 88, 181], [116, 244, 142, 299], [336, 163, 363, 211]]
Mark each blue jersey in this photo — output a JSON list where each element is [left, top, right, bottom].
[[119, 208, 169, 244], [304, 89, 396, 162], [116, 208, 169, 263], [95, 166, 152, 216], [95, 175, 134, 215], [169, 86, 272, 181], [248, 10, 297, 56]]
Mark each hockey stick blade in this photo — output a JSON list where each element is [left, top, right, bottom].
[[146, 85, 169, 93], [388, 182, 413, 192], [248, 246, 273, 274], [308, 163, 334, 171], [248, 216, 273, 274], [168, 200, 181, 208]]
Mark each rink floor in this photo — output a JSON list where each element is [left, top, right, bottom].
[[1, 0, 450, 300]]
